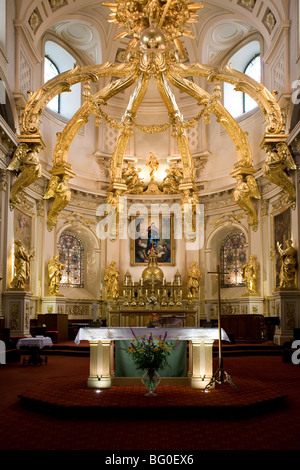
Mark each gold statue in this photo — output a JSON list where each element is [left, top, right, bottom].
[[122, 163, 145, 194], [10, 240, 34, 290], [7, 143, 42, 210], [145, 152, 162, 194], [263, 143, 296, 209], [181, 189, 199, 236], [242, 255, 259, 295], [186, 261, 202, 299], [104, 261, 120, 300], [233, 174, 260, 231], [161, 166, 183, 194], [48, 254, 65, 295], [276, 239, 297, 289], [44, 174, 71, 231]]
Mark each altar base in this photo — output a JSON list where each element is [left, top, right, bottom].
[[273, 290, 300, 345], [86, 338, 215, 390], [3, 290, 32, 337], [41, 296, 65, 315]]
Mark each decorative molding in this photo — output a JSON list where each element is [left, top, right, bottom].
[[28, 8, 42, 34], [210, 212, 244, 227], [61, 211, 96, 228], [49, 0, 68, 11], [237, 0, 256, 12], [263, 8, 276, 34], [0, 169, 7, 191]]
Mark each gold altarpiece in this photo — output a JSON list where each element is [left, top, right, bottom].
[[5, 0, 298, 337], [106, 250, 198, 327]]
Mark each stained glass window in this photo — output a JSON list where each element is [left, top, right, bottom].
[[58, 231, 84, 287], [220, 232, 246, 287]]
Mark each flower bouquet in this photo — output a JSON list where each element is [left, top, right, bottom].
[[126, 328, 181, 395], [147, 312, 159, 327]]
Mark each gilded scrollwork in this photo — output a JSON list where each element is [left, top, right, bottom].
[[166, 71, 253, 168], [170, 62, 286, 136], [14, 0, 293, 237], [7, 142, 42, 210], [160, 165, 183, 194], [122, 162, 146, 194], [43, 174, 72, 231], [262, 142, 296, 209], [233, 174, 261, 231]]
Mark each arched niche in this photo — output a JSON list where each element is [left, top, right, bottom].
[[0, 69, 19, 132], [56, 222, 101, 299], [204, 221, 248, 301]]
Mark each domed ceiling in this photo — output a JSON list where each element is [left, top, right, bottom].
[[9, 0, 292, 235]]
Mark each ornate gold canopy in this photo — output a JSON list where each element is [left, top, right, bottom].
[[7, 0, 296, 233]]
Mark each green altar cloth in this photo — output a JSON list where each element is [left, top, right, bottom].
[[115, 340, 187, 377]]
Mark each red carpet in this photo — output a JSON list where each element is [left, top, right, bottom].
[[1, 346, 300, 452], [17, 377, 287, 418]]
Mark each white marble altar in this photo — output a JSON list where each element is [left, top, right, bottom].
[[75, 327, 229, 389]]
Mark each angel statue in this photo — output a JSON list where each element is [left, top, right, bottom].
[[233, 174, 261, 231], [43, 174, 71, 231], [122, 163, 146, 194], [146, 152, 160, 180], [10, 239, 34, 290], [263, 142, 296, 209], [160, 166, 183, 194], [7, 143, 42, 210]]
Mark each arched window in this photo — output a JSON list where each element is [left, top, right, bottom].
[[220, 232, 246, 287], [223, 41, 261, 118], [243, 54, 261, 113], [58, 231, 84, 287], [44, 41, 81, 118], [44, 56, 60, 113]]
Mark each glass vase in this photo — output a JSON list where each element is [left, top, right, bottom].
[[141, 368, 161, 396]]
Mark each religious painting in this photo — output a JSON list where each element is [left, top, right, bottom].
[[274, 208, 291, 288], [14, 208, 32, 251], [130, 214, 175, 265]]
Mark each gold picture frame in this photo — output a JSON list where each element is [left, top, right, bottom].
[[130, 214, 175, 266]]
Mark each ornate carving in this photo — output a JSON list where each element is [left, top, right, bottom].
[[276, 239, 297, 289], [7, 143, 42, 210], [48, 255, 65, 295], [43, 175, 72, 231], [186, 262, 202, 300], [233, 174, 260, 231], [104, 261, 120, 300], [160, 165, 183, 194], [122, 162, 146, 194], [263, 142, 296, 209], [10, 240, 34, 290], [242, 255, 259, 295]]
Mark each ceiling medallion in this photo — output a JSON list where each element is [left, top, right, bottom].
[[7, 0, 295, 237]]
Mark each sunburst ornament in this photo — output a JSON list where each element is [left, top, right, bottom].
[[103, 0, 203, 58]]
